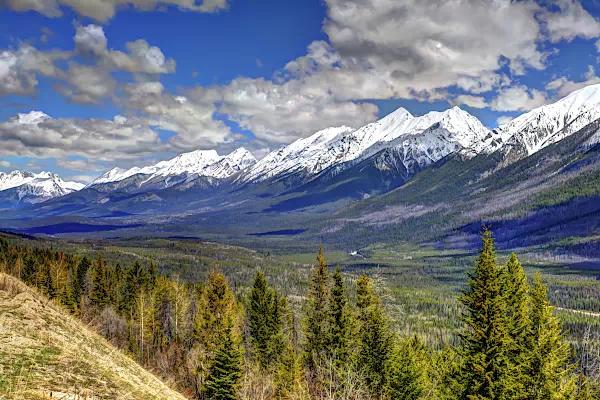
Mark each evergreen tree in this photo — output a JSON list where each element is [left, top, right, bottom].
[[193, 272, 240, 394], [73, 256, 90, 303], [527, 272, 576, 400], [204, 328, 243, 400], [326, 266, 351, 365], [21, 254, 38, 286], [38, 261, 56, 298], [458, 230, 514, 400], [119, 264, 138, 315], [385, 337, 425, 400], [356, 274, 392, 397], [89, 253, 109, 308], [146, 259, 157, 291], [247, 271, 275, 369], [304, 246, 329, 370], [504, 253, 531, 398]]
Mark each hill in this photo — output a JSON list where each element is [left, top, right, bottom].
[[0, 273, 186, 400]]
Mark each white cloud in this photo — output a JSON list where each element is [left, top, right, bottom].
[[491, 85, 548, 112], [496, 116, 514, 126], [218, 77, 379, 144], [449, 95, 488, 109], [0, 44, 68, 96], [56, 159, 102, 171], [540, 0, 600, 43], [5, 0, 229, 22], [54, 63, 116, 104], [74, 25, 176, 74], [0, 111, 166, 164], [0, 160, 13, 169], [545, 65, 600, 98], [64, 174, 100, 184], [318, 0, 547, 100]]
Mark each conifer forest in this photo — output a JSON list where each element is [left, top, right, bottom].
[[1, 230, 599, 399]]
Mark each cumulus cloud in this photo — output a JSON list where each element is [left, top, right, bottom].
[[491, 85, 548, 112], [0, 160, 13, 169], [74, 24, 176, 74], [5, 0, 229, 22], [545, 65, 600, 98], [318, 0, 547, 100], [496, 116, 514, 126], [0, 111, 166, 164], [54, 63, 116, 104], [219, 76, 379, 144], [449, 95, 488, 109], [121, 81, 233, 150], [540, 0, 600, 43], [56, 159, 102, 171], [0, 44, 68, 96]]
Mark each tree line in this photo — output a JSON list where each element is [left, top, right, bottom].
[[0, 231, 598, 399]]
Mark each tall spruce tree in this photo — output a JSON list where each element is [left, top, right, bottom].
[[356, 274, 392, 398], [38, 261, 56, 299], [21, 254, 38, 286], [304, 247, 329, 370], [119, 264, 138, 315], [384, 337, 425, 400], [247, 271, 275, 369], [89, 253, 109, 308], [527, 272, 576, 400], [458, 229, 514, 399], [504, 253, 531, 398], [73, 256, 90, 303], [204, 327, 243, 400], [326, 266, 351, 365], [193, 272, 241, 395]]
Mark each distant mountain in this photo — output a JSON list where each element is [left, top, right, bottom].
[[0, 171, 84, 207], [240, 106, 491, 184], [483, 83, 600, 164], [90, 147, 256, 192]]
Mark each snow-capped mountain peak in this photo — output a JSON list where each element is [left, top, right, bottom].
[[241, 106, 491, 184], [90, 147, 257, 187], [486, 83, 600, 157], [0, 170, 84, 205]]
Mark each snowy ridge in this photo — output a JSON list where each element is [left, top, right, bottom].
[[0, 170, 85, 204], [485, 83, 600, 156], [242, 106, 491, 183], [91, 147, 256, 186]]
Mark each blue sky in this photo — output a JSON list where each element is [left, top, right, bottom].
[[1, 0, 600, 182]]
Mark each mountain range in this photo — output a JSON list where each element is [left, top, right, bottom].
[[1, 83, 600, 253]]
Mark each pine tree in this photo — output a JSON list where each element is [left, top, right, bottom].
[[73, 256, 90, 303], [247, 271, 275, 369], [458, 229, 514, 399], [193, 272, 241, 393], [89, 253, 108, 308], [119, 264, 138, 315], [385, 337, 425, 400], [527, 272, 576, 400], [21, 254, 38, 286], [304, 246, 329, 371], [38, 261, 56, 299], [326, 266, 351, 365], [504, 253, 531, 398], [204, 328, 243, 400], [356, 274, 392, 398]]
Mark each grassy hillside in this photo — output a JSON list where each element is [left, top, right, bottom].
[[0, 273, 186, 400]]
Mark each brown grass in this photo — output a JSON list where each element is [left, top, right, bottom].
[[0, 273, 187, 400]]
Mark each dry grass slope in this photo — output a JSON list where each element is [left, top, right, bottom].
[[0, 273, 187, 400]]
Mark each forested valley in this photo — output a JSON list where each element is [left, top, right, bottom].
[[0, 231, 598, 399]]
